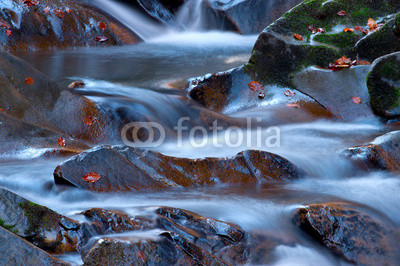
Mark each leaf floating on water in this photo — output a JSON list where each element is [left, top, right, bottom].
[[248, 81, 263, 92], [83, 172, 101, 183], [99, 22, 107, 30], [84, 116, 97, 126], [25, 77, 34, 85], [343, 28, 354, 32], [0, 20, 11, 29], [352, 97, 361, 104], [286, 103, 300, 108], [95, 36, 108, 42], [337, 11, 347, 16], [293, 34, 303, 41], [284, 90, 295, 97], [57, 137, 66, 147], [6, 29, 11, 37], [54, 9, 65, 19]]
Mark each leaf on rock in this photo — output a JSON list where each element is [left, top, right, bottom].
[[337, 11, 347, 16], [57, 137, 66, 147], [43, 6, 51, 14], [66, 8, 71, 14], [284, 90, 296, 97], [258, 92, 265, 99], [22, 0, 39, 7], [54, 9, 65, 19], [317, 28, 325, 33], [99, 22, 107, 30], [6, 29, 11, 37], [95, 36, 108, 42], [355, 26, 363, 31], [248, 81, 263, 92], [137, 251, 146, 262], [352, 97, 361, 104], [368, 18, 378, 30], [84, 116, 97, 126], [83, 172, 101, 183], [343, 28, 354, 32], [293, 34, 303, 41], [358, 60, 371, 65], [286, 103, 300, 108], [25, 77, 34, 85]]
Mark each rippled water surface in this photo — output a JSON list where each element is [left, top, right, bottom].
[[5, 32, 400, 265]]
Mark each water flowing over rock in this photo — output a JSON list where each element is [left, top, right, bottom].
[[293, 203, 400, 264], [366, 52, 400, 119], [53, 145, 302, 192], [0, 0, 141, 50], [0, 188, 80, 253]]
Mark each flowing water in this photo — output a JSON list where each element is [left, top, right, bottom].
[[3, 1, 400, 265]]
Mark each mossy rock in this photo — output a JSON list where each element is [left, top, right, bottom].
[[367, 52, 400, 118], [393, 13, 400, 37], [246, 0, 399, 87]]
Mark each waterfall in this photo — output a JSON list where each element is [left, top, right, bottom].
[[175, 0, 205, 31], [92, 0, 164, 41]]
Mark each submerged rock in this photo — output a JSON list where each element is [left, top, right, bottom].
[[0, 0, 141, 50], [0, 226, 68, 265], [0, 188, 80, 253], [80, 206, 293, 265], [293, 202, 400, 264], [344, 130, 400, 172], [54, 145, 301, 192], [366, 52, 400, 119]]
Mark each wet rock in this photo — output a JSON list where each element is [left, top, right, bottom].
[[366, 52, 400, 119], [0, 0, 141, 50], [80, 206, 291, 265], [344, 130, 400, 172], [0, 226, 69, 265], [0, 188, 80, 253], [293, 202, 400, 264], [0, 51, 119, 152], [356, 17, 400, 62], [53, 145, 301, 192], [68, 80, 85, 89]]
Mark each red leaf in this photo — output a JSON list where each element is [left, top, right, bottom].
[[25, 77, 34, 85], [54, 9, 65, 19], [0, 20, 11, 29], [355, 26, 363, 31], [335, 55, 352, 65], [99, 22, 107, 30], [66, 8, 71, 14], [286, 103, 300, 108], [258, 92, 265, 99], [317, 28, 325, 33], [0, 109, 6, 113], [22, 0, 39, 7], [43, 6, 51, 14], [352, 97, 361, 104], [6, 29, 11, 37], [368, 18, 378, 30], [248, 81, 263, 92], [284, 90, 296, 97], [308, 25, 317, 34], [83, 172, 101, 183], [358, 60, 371, 65], [293, 34, 303, 41], [343, 28, 354, 32], [84, 116, 97, 126], [57, 137, 66, 147], [95, 36, 108, 42], [337, 11, 347, 16]]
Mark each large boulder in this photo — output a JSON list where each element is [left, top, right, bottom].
[[293, 202, 400, 264], [366, 52, 400, 119], [53, 145, 302, 192], [344, 130, 400, 172], [0, 188, 80, 253], [0, 226, 68, 265], [79, 206, 293, 265], [0, 0, 141, 50]]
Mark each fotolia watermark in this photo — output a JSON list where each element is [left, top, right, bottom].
[[121, 118, 280, 148]]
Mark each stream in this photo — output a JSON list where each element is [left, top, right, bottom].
[[2, 2, 400, 265]]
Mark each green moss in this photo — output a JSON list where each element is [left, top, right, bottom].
[[0, 219, 18, 234], [350, 7, 376, 23], [380, 62, 399, 78], [19, 201, 60, 234], [313, 32, 360, 49], [303, 45, 340, 67]]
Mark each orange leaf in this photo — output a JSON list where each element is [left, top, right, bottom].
[[368, 18, 378, 30], [43, 6, 51, 14], [6, 29, 11, 37], [99, 22, 107, 30], [335, 55, 352, 65], [317, 28, 325, 33], [248, 81, 263, 92], [83, 172, 101, 183], [293, 34, 303, 41], [358, 60, 371, 65], [54, 9, 65, 19], [25, 77, 34, 85], [66, 8, 71, 14], [337, 11, 347, 16], [57, 137, 66, 147], [22, 0, 39, 7], [355, 26, 363, 31], [352, 97, 361, 104], [284, 90, 296, 97], [286, 103, 300, 108], [95, 36, 108, 42], [84, 116, 97, 126], [343, 28, 354, 32]]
